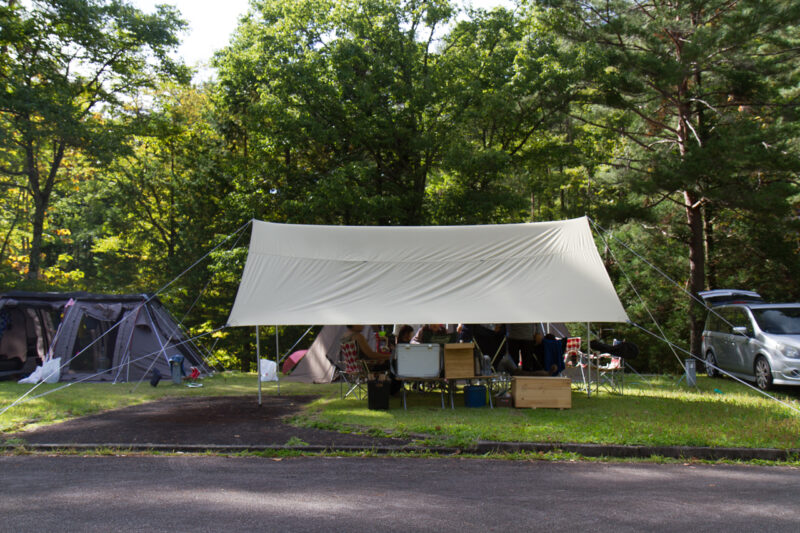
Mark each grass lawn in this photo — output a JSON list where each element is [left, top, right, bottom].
[[2, 372, 799, 450]]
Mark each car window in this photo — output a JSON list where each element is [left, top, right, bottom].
[[730, 308, 753, 335], [751, 307, 800, 334], [712, 307, 748, 334], [704, 312, 717, 332], [705, 308, 731, 333], [728, 308, 745, 328]]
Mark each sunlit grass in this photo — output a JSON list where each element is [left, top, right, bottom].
[[2, 373, 799, 450], [294, 375, 800, 449]]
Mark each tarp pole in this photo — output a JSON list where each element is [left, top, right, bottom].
[[256, 326, 261, 407], [586, 322, 592, 398], [275, 325, 280, 396]]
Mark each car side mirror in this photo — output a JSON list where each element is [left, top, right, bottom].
[[732, 326, 749, 336]]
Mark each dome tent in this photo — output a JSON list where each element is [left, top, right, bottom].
[[0, 291, 208, 382]]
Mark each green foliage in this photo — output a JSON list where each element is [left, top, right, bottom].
[[1, 0, 799, 376], [546, 0, 800, 355], [214, 0, 461, 226], [0, 0, 189, 281]]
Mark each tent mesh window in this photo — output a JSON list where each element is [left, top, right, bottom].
[[71, 316, 117, 374]]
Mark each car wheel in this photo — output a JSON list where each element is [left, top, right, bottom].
[[755, 356, 773, 391], [705, 352, 718, 378]]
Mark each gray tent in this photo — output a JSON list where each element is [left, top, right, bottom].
[[0, 291, 208, 382]]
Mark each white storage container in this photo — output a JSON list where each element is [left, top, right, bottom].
[[394, 343, 441, 378]]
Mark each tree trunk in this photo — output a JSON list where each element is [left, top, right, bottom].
[[24, 139, 64, 281], [704, 204, 716, 290], [685, 191, 706, 358], [27, 195, 47, 280]]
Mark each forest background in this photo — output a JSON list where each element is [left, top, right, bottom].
[[2, 0, 799, 373]]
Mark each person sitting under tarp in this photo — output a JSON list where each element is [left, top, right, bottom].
[[395, 325, 414, 345], [342, 325, 401, 395], [411, 324, 454, 345], [542, 334, 567, 376]]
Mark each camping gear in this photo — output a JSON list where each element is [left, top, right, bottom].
[[227, 217, 629, 327], [0, 291, 207, 383], [169, 354, 184, 384], [685, 358, 697, 387], [367, 380, 390, 410], [496, 354, 518, 375], [464, 385, 487, 407], [281, 349, 307, 374], [443, 343, 475, 379], [511, 377, 572, 409], [260, 359, 278, 382], [18, 357, 61, 384], [589, 339, 639, 360], [149, 368, 162, 387], [394, 343, 440, 378], [187, 366, 203, 387]]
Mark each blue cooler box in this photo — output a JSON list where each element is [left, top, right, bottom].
[[464, 385, 486, 408]]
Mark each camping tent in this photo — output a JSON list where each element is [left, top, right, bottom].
[[228, 216, 628, 326], [0, 292, 208, 382]]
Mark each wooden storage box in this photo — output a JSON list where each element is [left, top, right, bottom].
[[444, 343, 475, 379], [511, 377, 572, 409]]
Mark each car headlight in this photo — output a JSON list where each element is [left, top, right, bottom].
[[778, 345, 800, 359]]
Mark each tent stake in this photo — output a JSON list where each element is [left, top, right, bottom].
[[256, 326, 261, 407]]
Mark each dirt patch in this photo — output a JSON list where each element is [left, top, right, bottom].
[[9, 395, 412, 448]]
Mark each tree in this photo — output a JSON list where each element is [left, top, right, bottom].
[[547, 0, 800, 355], [214, 0, 465, 226], [0, 0, 189, 280]]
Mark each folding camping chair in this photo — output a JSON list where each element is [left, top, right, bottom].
[[337, 339, 370, 400], [597, 354, 624, 394], [564, 337, 583, 368], [562, 337, 597, 392]]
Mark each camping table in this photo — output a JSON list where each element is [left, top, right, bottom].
[[399, 377, 447, 410]]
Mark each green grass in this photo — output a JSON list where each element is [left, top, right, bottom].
[[292, 376, 800, 450], [0, 372, 334, 433], [2, 372, 799, 451]]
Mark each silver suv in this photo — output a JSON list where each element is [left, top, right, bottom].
[[702, 302, 800, 390]]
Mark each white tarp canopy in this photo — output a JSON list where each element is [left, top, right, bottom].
[[227, 216, 628, 326]]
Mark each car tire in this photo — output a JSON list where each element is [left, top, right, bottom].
[[755, 356, 773, 391], [705, 352, 718, 378]]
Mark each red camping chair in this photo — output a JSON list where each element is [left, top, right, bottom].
[[562, 337, 597, 391], [564, 337, 583, 367], [338, 340, 369, 400]]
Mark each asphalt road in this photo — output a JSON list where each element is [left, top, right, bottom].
[[1, 456, 798, 532]]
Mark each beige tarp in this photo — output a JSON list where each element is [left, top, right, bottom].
[[227, 217, 628, 326]]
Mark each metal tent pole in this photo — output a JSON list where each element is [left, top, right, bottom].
[[256, 326, 261, 407], [586, 322, 592, 398], [275, 325, 280, 396]]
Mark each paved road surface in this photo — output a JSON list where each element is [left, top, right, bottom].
[[1, 456, 798, 532]]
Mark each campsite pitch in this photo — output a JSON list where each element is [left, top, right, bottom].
[[7, 395, 412, 449], [2, 374, 800, 461]]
